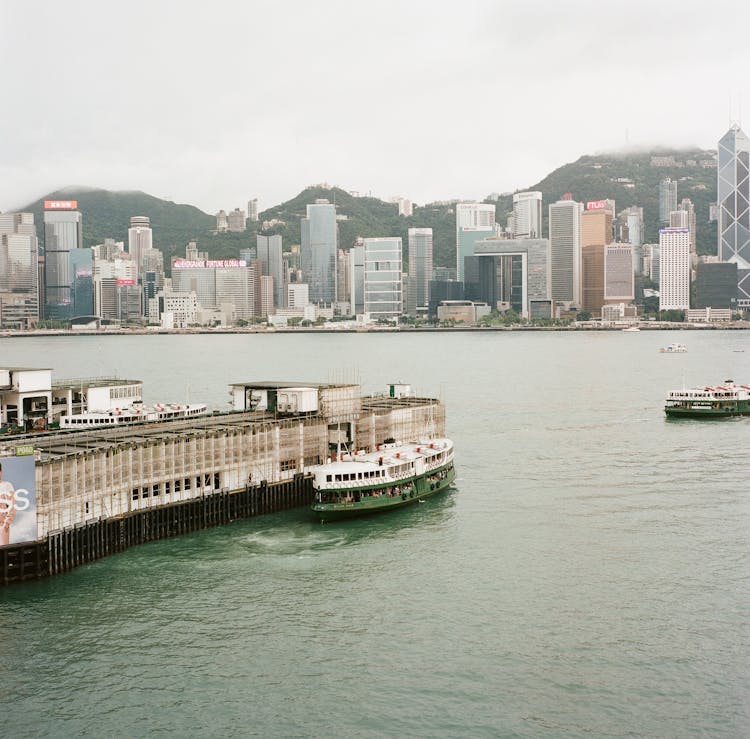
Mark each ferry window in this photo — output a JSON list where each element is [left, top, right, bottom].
[[326, 475, 332, 482], [152, 484, 159, 496], [165, 481, 171, 495], [185, 477, 191, 490], [142, 487, 148, 498], [335, 474, 342, 482], [213, 473, 220, 489], [175, 479, 182, 492], [132, 488, 139, 501], [196, 476, 202, 489], [204, 473, 211, 487]]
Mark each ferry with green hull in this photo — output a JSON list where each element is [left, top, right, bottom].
[[309, 438, 455, 522], [664, 380, 750, 418]]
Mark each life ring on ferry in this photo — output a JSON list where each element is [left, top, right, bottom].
[[34, 418, 45, 430]]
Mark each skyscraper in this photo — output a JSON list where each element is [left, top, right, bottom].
[[659, 228, 690, 311], [0, 212, 39, 328], [256, 234, 284, 308], [301, 200, 337, 304], [247, 199, 259, 222], [580, 201, 613, 316], [363, 237, 402, 320], [511, 191, 543, 239], [659, 178, 678, 224], [349, 242, 365, 315], [718, 125, 750, 304], [548, 196, 582, 305], [127, 216, 152, 275], [43, 200, 83, 320], [455, 203, 495, 282], [408, 228, 433, 313], [604, 244, 634, 303]]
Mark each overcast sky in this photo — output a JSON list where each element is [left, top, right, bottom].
[[1, 0, 747, 214]]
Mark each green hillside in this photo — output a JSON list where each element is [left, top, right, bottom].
[[21, 147, 720, 277], [258, 185, 457, 268], [493, 148, 718, 253]]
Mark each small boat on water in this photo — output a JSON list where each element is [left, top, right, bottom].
[[622, 326, 640, 332], [664, 380, 750, 418], [660, 343, 687, 353], [308, 438, 455, 521]]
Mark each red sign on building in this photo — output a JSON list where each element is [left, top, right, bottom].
[[586, 200, 607, 211], [44, 200, 78, 210]]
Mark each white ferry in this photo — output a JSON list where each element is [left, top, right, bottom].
[[308, 438, 456, 522], [660, 343, 687, 353], [60, 402, 209, 428]]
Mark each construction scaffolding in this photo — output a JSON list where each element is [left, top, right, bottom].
[[1, 385, 446, 542]]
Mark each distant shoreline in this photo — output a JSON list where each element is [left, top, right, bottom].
[[2, 323, 749, 338]]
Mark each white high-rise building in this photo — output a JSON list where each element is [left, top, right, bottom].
[[287, 283, 309, 308], [127, 216, 152, 275], [511, 191, 543, 239], [456, 203, 495, 282], [364, 237, 403, 320], [548, 197, 582, 305], [247, 199, 259, 222], [659, 228, 691, 311]]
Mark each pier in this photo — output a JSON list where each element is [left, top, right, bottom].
[[0, 381, 445, 585]]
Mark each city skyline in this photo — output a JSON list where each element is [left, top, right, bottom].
[[1, 1, 748, 214]]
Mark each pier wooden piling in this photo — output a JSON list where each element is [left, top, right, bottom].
[[0, 474, 313, 585]]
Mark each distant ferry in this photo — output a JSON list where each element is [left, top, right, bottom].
[[308, 438, 455, 522], [660, 343, 687, 353], [664, 380, 750, 418], [60, 402, 209, 428]]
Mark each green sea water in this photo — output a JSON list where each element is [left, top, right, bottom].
[[1, 330, 749, 737]]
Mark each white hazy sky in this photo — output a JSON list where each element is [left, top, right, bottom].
[[1, 0, 748, 214]]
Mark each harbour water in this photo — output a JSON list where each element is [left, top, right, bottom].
[[1, 330, 749, 737]]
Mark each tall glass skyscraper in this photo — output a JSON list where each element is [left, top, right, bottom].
[[407, 228, 433, 312], [301, 200, 337, 304], [256, 234, 284, 308], [455, 203, 495, 283], [659, 178, 678, 224], [718, 125, 750, 267], [43, 201, 83, 320]]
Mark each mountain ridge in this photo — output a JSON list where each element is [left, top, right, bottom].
[[17, 146, 719, 269]]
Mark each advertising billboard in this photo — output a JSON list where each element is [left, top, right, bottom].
[[0, 455, 37, 546], [586, 200, 607, 211], [172, 259, 247, 269], [44, 200, 79, 210]]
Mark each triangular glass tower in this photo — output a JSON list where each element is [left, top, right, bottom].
[[718, 124, 750, 268]]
